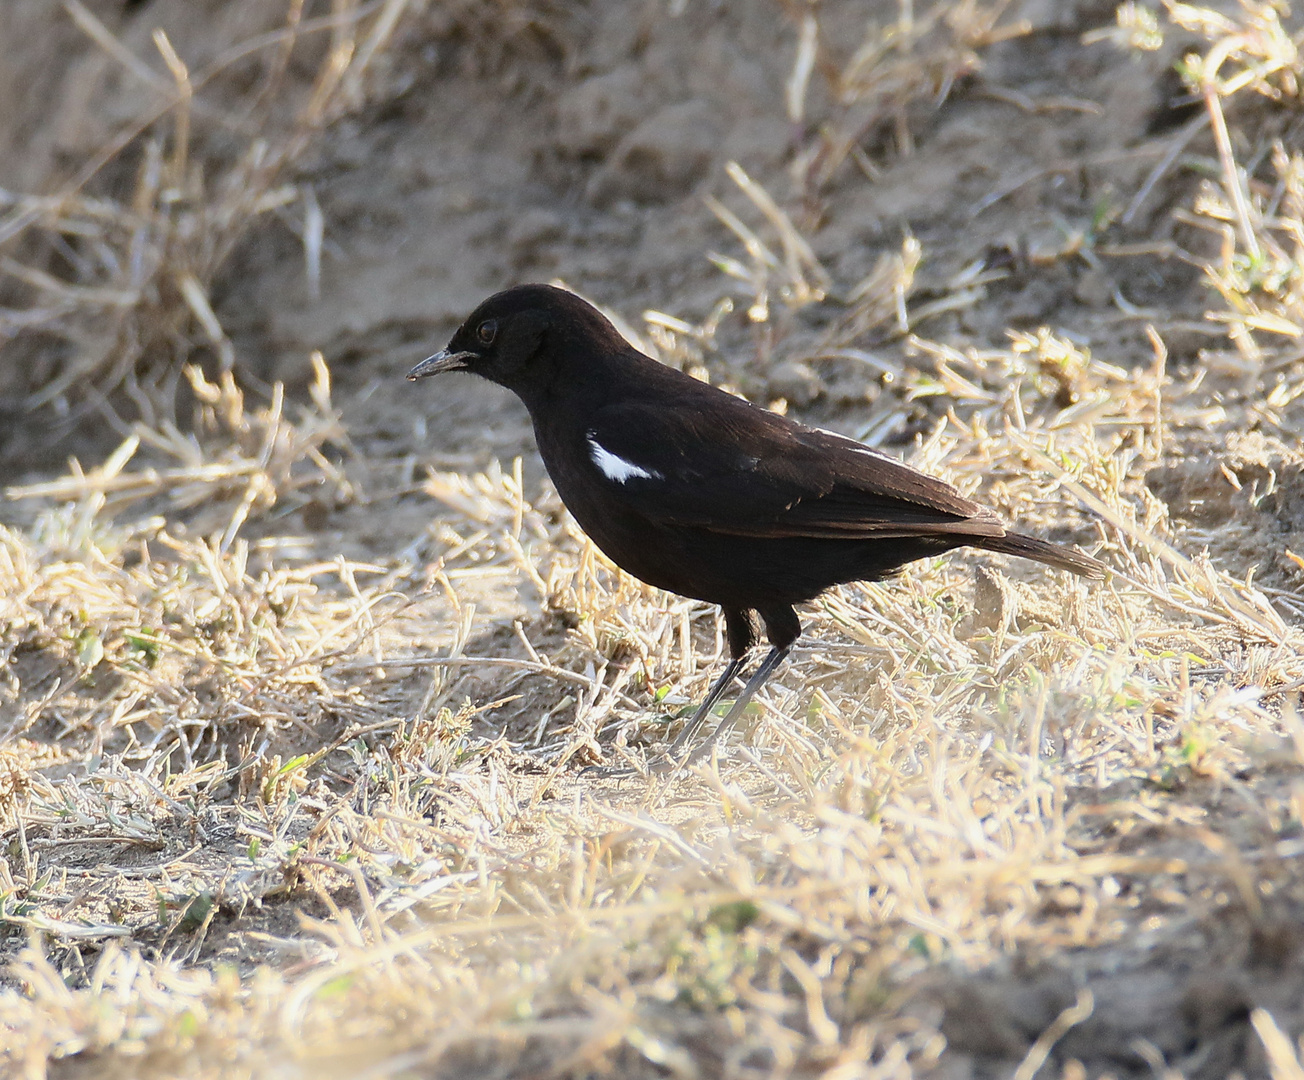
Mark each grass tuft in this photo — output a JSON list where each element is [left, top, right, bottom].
[[3, 0, 1304, 1076]]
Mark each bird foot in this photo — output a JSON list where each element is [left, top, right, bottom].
[[578, 748, 697, 780], [578, 761, 642, 780]]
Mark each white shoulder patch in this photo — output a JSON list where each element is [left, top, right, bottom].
[[586, 434, 663, 483]]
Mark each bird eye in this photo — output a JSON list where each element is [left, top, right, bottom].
[[477, 320, 497, 345]]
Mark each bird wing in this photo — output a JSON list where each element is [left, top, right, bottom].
[[585, 398, 1005, 541]]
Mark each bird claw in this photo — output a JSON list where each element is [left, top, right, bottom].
[[578, 748, 695, 780], [577, 760, 645, 780]]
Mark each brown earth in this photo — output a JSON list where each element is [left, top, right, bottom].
[[3, 1, 1304, 1078]]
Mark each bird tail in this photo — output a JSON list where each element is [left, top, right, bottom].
[[977, 531, 1106, 579]]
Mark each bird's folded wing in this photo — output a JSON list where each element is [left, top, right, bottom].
[[588, 401, 1005, 541]]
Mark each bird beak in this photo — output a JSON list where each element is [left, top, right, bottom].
[[407, 350, 477, 381]]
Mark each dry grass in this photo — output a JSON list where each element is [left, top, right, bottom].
[[3, 1, 1304, 1078], [786, 0, 1028, 195], [0, 0, 449, 414]]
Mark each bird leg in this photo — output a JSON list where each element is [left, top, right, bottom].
[[662, 654, 748, 760], [579, 654, 748, 778], [587, 608, 783, 778], [682, 643, 791, 766]]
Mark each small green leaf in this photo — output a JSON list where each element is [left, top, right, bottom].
[[706, 900, 759, 934], [276, 754, 310, 777], [315, 974, 355, 999], [124, 630, 162, 667], [75, 628, 104, 670], [179, 893, 214, 930]]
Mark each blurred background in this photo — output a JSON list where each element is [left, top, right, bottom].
[[3, 2, 1304, 1077]]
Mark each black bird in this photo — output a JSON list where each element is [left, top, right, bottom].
[[409, 284, 1105, 769]]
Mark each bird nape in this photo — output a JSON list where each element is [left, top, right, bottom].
[[409, 284, 1106, 774]]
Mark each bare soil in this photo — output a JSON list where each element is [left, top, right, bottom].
[[3, 1, 1304, 1078]]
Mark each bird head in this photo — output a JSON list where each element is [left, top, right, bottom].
[[407, 284, 626, 401]]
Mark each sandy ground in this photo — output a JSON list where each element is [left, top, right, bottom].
[[3, 1, 1304, 1077]]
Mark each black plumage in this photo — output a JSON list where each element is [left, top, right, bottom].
[[409, 284, 1105, 768]]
